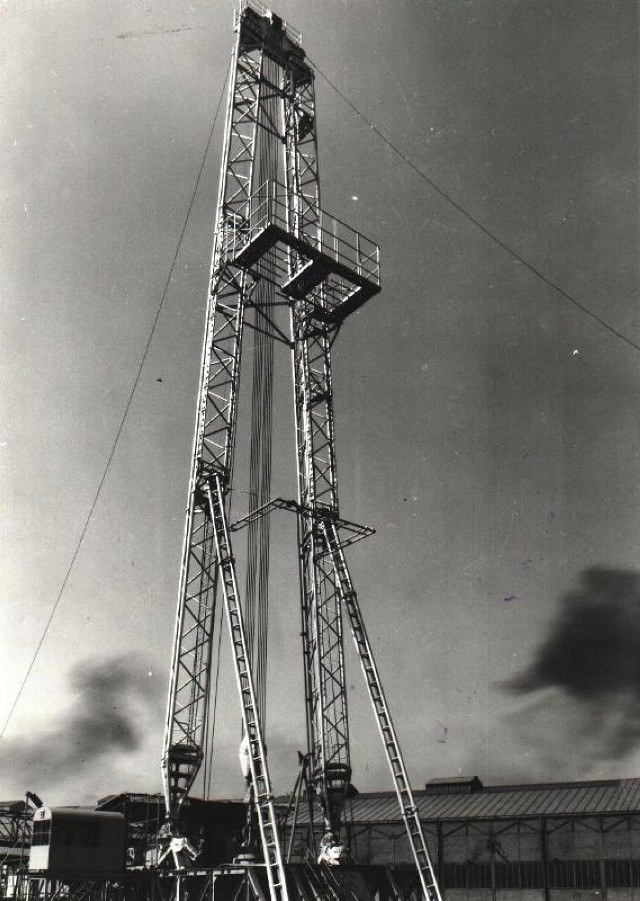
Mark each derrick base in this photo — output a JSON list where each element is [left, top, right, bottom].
[[23, 862, 412, 901]]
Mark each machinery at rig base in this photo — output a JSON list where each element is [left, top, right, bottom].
[[28, 808, 126, 875]]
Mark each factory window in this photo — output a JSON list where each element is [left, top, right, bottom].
[[442, 862, 492, 889], [547, 859, 600, 889], [467, 863, 492, 890], [494, 861, 545, 889], [31, 822, 51, 847], [441, 858, 640, 890], [605, 859, 640, 887]]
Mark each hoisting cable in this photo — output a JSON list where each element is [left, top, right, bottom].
[[256, 56, 278, 729], [309, 58, 640, 355], [203, 599, 224, 802], [244, 50, 279, 733], [0, 62, 231, 741]]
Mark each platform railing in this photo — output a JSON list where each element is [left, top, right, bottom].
[[220, 180, 380, 288]]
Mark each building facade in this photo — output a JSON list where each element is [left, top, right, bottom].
[[5, 778, 640, 901], [289, 777, 640, 901]]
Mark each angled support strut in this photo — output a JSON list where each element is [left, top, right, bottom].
[[323, 520, 442, 901], [207, 477, 290, 901]]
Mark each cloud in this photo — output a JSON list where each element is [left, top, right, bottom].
[[506, 567, 640, 700], [0, 655, 163, 796], [502, 567, 640, 772]]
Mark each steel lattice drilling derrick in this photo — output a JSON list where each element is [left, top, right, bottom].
[[161, 4, 442, 901]]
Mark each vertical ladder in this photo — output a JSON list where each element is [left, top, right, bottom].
[[206, 476, 289, 901], [323, 521, 443, 901]]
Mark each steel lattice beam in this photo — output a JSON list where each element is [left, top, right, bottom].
[[284, 68, 352, 834], [162, 20, 262, 818], [160, 4, 438, 900]]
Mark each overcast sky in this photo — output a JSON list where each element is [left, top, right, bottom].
[[1, 0, 639, 807]]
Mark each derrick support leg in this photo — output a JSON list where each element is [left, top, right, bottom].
[[323, 521, 442, 901], [206, 477, 289, 901]]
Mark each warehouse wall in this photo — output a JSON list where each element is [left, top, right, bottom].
[[313, 814, 640, 901]]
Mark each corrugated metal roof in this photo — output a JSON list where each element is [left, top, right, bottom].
[[297, 779, 640, 824]]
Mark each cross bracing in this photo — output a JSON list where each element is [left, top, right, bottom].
[[161, 3, 441, 900]]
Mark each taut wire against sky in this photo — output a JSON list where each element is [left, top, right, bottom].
[[2, 39, 638, 741], [0, 61, 230, 743], [309, 57, 640, 355]]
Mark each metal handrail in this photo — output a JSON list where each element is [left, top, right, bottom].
[[221, 180, 380, 286]]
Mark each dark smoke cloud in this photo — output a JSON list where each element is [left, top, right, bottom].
[[506, 567, 640, 699], [503, 567, 640, 764], [64, 657, 147, 757], [1, 655, 162, 792]]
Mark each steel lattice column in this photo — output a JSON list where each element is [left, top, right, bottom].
[[161, 22, 259, 821], [161, 9, 296, 896], [284, 65, 352, 836]]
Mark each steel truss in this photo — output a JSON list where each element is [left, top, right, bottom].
[[25, 877, 127, 901], [27, 865, 416, 901], [161, 3, 440, 901]]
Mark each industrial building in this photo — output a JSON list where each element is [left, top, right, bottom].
[[4, 777, 640, 901], [289, 777, 640, 900]]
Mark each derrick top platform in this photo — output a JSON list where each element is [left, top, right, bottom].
[[236, 0, 310, 81], [219, 2, 380, 325]]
